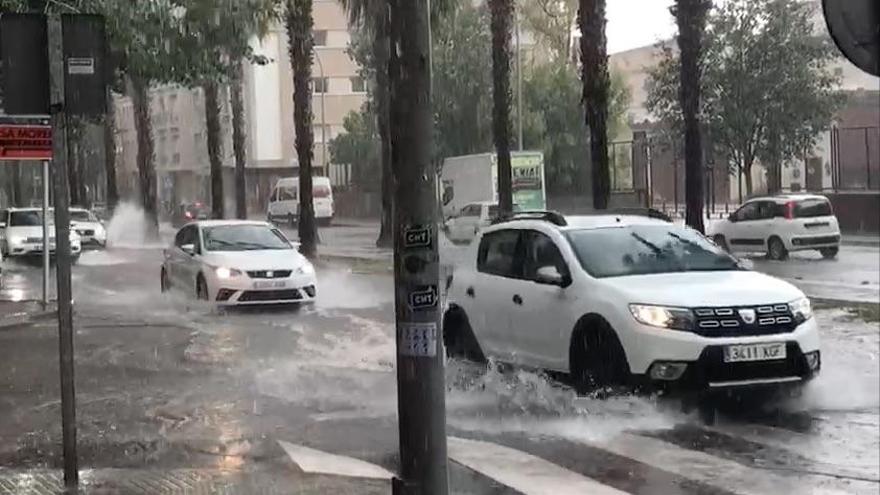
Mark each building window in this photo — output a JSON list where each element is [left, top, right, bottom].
[[350, 76, 365, 93], [172, 153, 180, 165], [312, 77, 329, 94], [313, 30, 327, 47]]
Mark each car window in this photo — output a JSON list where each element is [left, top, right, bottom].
[[566, 224, 738, 278], [278, 186, 297, 201], [0, 210, 7, 225], [521, 230, 568, 281], [314, 184, 331, 198], [202, 225, 292, 251], [460, 204, 481, 217], [9, 210, 51, 226], [70, 210, 94, 222], [477, 229, 521, 277], [175, 225, 196, 248], [735, 202, 760, 221], [794, 198, 832, 218], [757, 201, 776, 219]]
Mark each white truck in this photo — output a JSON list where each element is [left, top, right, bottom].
[[440, 151, 546, 220]]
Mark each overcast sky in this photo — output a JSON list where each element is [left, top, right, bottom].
[[606, 0, 677, 53]]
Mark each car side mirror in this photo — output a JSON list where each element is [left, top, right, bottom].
[[728, 213, 736, 222], [535, 266, 566, 286], [181, 243, 196, 256]]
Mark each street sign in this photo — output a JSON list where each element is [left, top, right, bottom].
[[0, 115, 52, 161]]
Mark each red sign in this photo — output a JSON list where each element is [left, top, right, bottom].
[[0, 124, 53, 160]]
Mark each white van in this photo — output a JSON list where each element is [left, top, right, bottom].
[[267, 176, 335, 226]]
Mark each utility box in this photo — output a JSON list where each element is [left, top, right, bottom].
[[62, 14, 107, 116], [0, 13, 50, 115]]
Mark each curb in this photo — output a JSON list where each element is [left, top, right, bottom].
[[0, 309, 56, 331], [841, 239, 880, 248]]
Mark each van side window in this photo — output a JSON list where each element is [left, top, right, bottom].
[[477, 230, 522, 278], [278, 187, 297, 201]]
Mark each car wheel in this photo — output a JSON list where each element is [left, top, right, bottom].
[[160, 267, 171, 292], [570, 318, 631, 395], [713, 234, 729, 252], [196, 275, 209, 301], [767, 236, 788, 261], [442, 307, 485, 362], [819, 247, 838, 259]]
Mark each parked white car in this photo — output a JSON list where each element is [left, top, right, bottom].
[[70, 208, 107, 248], [444, 212, 821, 402], [267, 176, 335, 227], [708, 194, 840, 260], [0, 208, 82, 261], [161, 220, 317, 305]]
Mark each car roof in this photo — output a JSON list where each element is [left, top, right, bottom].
[[746, 194, 828, 203], [483, 213, 670, 234], [192, 220, 271, 228]]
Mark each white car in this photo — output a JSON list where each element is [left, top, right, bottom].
[[70, 208, 107, 248], [161, 220, 317, 305], [708, 194, 840, 260], [444, 201, 520, 244], [0, 208, 82, 260], [444, 211, 820, 398]]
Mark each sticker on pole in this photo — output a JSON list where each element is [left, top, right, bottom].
[[403, 225, 432, 249], [408, 285, 438, 310], [67, 57, 95, 75], [400, 322, 437, 357]]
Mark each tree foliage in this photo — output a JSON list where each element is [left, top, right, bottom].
[[329, 105, 380, 190], [518, 0, 577, 62], [646, 0, 843, 195]]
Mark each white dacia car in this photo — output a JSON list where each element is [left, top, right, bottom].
[[443, 211, 821, 400]]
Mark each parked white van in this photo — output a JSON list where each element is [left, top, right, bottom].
[[267, 176, 335, 226]]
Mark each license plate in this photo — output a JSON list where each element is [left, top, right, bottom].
[[723, 343, 787, 363], [254, 280, 286, 289]]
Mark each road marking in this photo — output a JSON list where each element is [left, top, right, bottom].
[[277, 440, 394, 480], [595, 432, 870, 495], [448, 436, 628, 495]]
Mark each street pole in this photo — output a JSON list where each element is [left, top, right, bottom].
[[42, 160, 50, 308], [390, 0, 448, 493], [47, 14, 78, 490], [314, 51, 326, 170], [515, 5, 523, 151]]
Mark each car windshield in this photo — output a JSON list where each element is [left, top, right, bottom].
[[566, 224, 739, 278], [202, 225, 292, 251], [70, 211, 94, 222], [9, 210, 52, 226]]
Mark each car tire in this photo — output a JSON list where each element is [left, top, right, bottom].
[[713, 234, 729, 252], [767, 236, 788, 261], [442, 307, 485, 362], [196, 274, 209, 301], [819, 247, 838, 259], [160, 267, 171, 292], [570, 318, 631, 395]]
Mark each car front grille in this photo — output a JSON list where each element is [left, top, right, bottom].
[[690, 342, 809, 384], [247, 270, 292, 279], [692, 303, 796, 337], [238, 289, 301, 302]]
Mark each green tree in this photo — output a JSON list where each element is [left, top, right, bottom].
[[328, 106, 380, 189], [518, 0, 577, 62], [646, 0, 842, 197], [578, 0, 611, 209]]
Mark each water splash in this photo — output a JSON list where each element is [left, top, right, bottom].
[[105, 203, 166, 249]]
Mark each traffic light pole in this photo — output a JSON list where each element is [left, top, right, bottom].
[[47, 14, 78, 489], [390, 0, 449, 493]]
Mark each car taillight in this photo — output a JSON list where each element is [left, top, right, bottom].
[[784, 201, 795, 220], [185, 211, 193, 219]]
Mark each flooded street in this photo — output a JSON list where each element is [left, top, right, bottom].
[[0, 214, 876, 494]]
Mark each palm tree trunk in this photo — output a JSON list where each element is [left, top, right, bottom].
[[489, 0, 514, 215], [374, 3, 393, 248], [676, 0, 709, 233], [103, 88, 119, 212], [128, 75, 159, 238], [203, 81, 225, 219], [578, 0, 610, 210], [286, 0, 318, 259], [230, 60, 248, 220]]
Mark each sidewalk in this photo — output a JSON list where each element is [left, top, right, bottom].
[[0, 300, 55, 331], [842, 234, 880, 247]]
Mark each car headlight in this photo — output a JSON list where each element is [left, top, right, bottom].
[[789, 297, 812, 323], [295, 262, 315, 275], [215, 267, 243, 279], [8, 236, 25, 247], [629, 304, 695, 331]]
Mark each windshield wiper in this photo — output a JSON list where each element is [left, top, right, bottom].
[[630, 232, 664, 256]]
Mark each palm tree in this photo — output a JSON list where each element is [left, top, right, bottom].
[[674, 0, 710, 233], [578, 0, 610, 210], [285, 0, 318, 259], [489, 0, 514, 214]]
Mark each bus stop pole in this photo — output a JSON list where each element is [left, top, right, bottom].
[[42, 160, 50, 308]]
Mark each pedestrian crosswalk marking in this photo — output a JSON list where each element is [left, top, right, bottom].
[[277, 440, 394, 480], [594, 432, 866, 495], [448, 436, 629, 495]]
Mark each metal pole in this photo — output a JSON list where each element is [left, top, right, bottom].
[[515, 5, 522, 151], [42, 160, 50, 308], [865, 127, 872, 189], [314, 52, 326, 170], [47, 14, 78, 489], [390, 0, 448, 493]]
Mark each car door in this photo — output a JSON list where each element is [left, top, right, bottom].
[[469, 229, 523, 359], [752, 201, 778, 249], [169, 225, 198, 290], [506, 229, 574, 368], [727, 201, 761, 252]]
